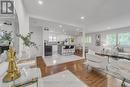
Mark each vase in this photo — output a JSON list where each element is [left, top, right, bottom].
[[21, 46, 30, 59]]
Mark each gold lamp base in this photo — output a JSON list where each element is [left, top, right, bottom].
[[3, 71, 21, 83], [3, 47, 21, 83]]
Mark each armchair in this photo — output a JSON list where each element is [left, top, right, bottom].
[[84, 49, 108, 71], [85, 54, 108, 70]]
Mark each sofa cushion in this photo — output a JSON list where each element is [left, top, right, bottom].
[[86, 54, 107, 63]]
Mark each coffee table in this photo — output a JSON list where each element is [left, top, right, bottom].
[[27, 70, 89, 87]]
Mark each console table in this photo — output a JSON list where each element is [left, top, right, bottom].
[[95, 52, 130, 85], [95, 52, 130, 60]]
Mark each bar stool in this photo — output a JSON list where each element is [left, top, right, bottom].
[[70, 45, 74, 55]]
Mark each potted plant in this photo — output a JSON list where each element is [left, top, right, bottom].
[[0, 29, 13, 46], [16, 32, 37, 58], [0, 29, 13, 61]]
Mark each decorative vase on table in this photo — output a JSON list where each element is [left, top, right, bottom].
[[16, 32, 37, 60], [21, 45, 30, 59]]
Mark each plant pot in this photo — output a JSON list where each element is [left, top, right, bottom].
[[21, 46, 30, 59]]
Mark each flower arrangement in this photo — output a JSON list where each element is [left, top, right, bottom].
[[0, 29, 13, 44], [0, 29, 12, 55], [16, 32, 37, 48]]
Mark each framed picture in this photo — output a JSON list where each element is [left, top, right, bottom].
[[95, 34, 101, 46]]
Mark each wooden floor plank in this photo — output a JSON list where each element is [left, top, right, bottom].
[[36, 56, 107, 87]]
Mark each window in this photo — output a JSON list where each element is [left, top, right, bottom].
[[86, 36, 92, 43], [118, 33, 130, 45], [106, 33, 116, 45]]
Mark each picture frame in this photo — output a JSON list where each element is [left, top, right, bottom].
[[95, 34, 101, 46]]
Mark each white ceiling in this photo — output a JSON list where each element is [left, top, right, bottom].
[[30, 17, 82, 36], [23, 0, 130, 33]]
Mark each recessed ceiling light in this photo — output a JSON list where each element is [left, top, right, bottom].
[[38, 0, 43, 5], [107, 27, 111, 29], [59, 25, 63, 28], [80, 16, 85, 20]]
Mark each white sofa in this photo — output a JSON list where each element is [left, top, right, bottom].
[[0, 62, 41, 87], [85, 53, 108, 70]]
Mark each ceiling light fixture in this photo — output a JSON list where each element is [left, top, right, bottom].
[[59, 25, 63, 28], [38, 0, 43, 5], [80, 16, 85, 20]]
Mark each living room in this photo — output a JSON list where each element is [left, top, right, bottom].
[[0, 0, 130, 87]]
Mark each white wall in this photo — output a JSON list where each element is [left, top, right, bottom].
[[86, 26, 130, 52]]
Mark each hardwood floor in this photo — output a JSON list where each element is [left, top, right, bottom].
[[36, 56, 107, 87]]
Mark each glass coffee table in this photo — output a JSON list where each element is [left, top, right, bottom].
[[18, 70, 89, 87]]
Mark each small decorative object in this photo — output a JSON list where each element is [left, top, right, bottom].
[[95, 34, 101, 46], [0, 29, 13, 45], [70, 38, 74, 43], [121, 78, 126, 87], [3, 46, 21, 83], [44, 27, 49, 31]]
